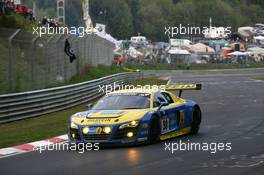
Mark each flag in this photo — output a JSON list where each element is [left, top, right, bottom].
[[64, 39, 76, 63], [82, 0, 89, 20], [82, 0, 92, 28]]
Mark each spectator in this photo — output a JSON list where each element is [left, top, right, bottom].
[[16, 4, 23, 14], [24, 6, 33, 20], [0, 0, 37, 22], [42, 16, 48, 26]]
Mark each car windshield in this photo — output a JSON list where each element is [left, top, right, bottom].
[[92, 93, 150, 110]]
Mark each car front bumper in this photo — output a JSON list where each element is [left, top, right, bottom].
[[68, 123, 149, 145]]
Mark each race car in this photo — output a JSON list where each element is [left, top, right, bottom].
[[68, 83, 202, 145]]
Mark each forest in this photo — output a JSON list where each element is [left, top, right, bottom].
[[34, 0, 264, 41]]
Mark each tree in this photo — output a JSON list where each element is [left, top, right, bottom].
[[90, 0, 133, 39], [34, 0, 264, 41]]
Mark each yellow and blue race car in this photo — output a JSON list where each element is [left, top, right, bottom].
[[68, 83, 202, 145]]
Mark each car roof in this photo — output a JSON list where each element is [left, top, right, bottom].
[[108, 88, 160, 95]]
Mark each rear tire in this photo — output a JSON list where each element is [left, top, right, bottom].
[[190, 106, 202, 134], [149, 115, 160, 144]]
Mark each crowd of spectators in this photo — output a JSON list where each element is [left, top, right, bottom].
[[0, 0, 34, 21], [40, 16, 60, 28], [1, 0, 64, 29]]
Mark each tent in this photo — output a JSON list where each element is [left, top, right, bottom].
[[190, 43, 215, 54], [254, 36, 264, 40], [168, 49, 190, 55], [229, 42, 246, 52], [247, 47, 264, 53], [227, 51, 249, 56]]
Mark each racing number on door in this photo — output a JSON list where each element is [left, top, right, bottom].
[[161, 118, 169, 131]]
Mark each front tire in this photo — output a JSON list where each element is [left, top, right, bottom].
[[190, 106, 202, 134], [149, 115, 160, 144]]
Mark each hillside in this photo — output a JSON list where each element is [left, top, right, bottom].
[[17, 0, 264, 40]]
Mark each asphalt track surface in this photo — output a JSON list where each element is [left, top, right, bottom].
[[1, 69, 264, 175]]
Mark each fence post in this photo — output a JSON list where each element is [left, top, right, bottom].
[[44, 35, 56, 87], [30, 36, 39, 89], [8, 29, 21, 92], [76, 37, 81, 74]]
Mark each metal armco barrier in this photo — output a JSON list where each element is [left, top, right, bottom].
[[0, 72, 141, 123]]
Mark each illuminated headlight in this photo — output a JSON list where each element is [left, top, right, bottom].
[[70, 122, 78, 129], [127, 132, 134, 137], [119, 120, 139, 129], [71, 133, 76, 139], [103, 126, 111, 134], [82, 127, 89, 134]]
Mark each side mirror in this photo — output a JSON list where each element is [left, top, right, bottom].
[[87, 103, 93, 110], [158, 102, 169, 111]]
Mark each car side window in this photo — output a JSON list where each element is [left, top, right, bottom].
[[161, 92, 174, 104], [153, 94, 160, 108], [153, 92, 168, 107]]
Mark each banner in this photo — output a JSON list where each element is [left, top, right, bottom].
[[82, 0, 92, 28], [82, 0, 88, 20], [64, 39, 76, 63]]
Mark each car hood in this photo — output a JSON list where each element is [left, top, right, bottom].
[[71, 109, 149, 125]]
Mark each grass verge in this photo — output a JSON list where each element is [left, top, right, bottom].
[[46, 65, 126, 88], [0, 14, 37, 32], [0, 77, 166, 148], [251, 77, 264, 81]]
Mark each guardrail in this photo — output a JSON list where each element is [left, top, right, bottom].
[[0, 72, 142, 123]]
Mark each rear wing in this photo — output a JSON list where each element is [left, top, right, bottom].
[[164, 83, 202, 97]]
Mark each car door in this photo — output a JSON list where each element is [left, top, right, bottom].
[[161, 92, 186, 131], [153, 92, 171, 134]]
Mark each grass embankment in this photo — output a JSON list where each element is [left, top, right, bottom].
[[0, 14, 37, 31], [126, 62, 264, 70], [251, 77, 264, 81], [0, 77, 167, 148], [0, 64, 126, 94], [47, 65, 126, 88]]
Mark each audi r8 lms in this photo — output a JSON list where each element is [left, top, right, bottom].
[[68, 83, 202, 145]]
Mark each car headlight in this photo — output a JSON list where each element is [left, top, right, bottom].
[[119, 120, 139, 129], [103, 126, 112, 134], [82, 127, 89, 134], [70, 122, 78, 129]]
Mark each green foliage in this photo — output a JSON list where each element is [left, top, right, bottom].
[[0, 14, 37, 31], [89, 0, 264, 40], [0, 105, 86, 148], [90, 0, 133, 39], [15, 0, 264, 40], [138, 0, 174, 41], [46, 65, 125, 88]]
